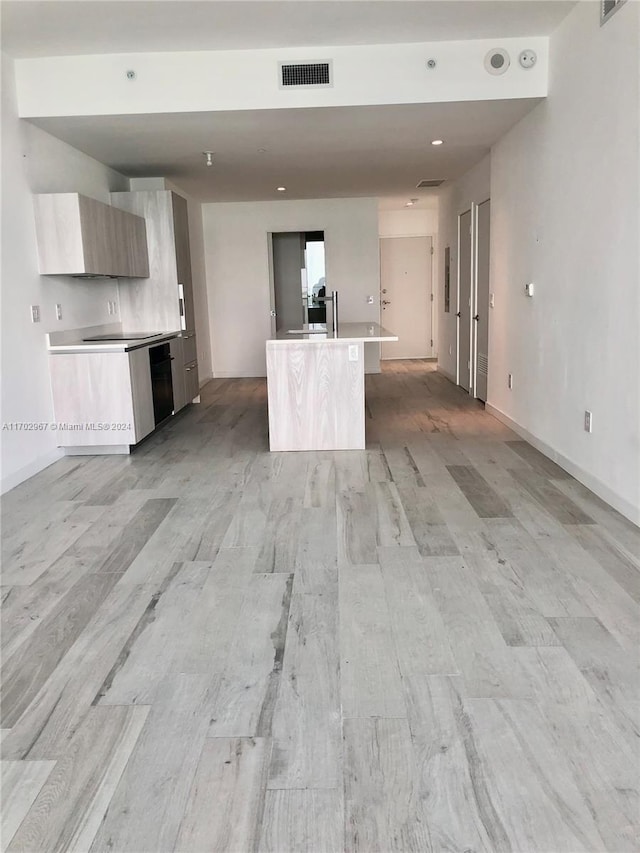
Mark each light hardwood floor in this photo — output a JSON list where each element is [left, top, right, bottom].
[[1, 361, 639, 852]]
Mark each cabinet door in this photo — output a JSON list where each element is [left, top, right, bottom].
[[185, 360, 199, 402], [182, 331, 197, 365], [170, 337, 187, 412], [128, 348, 155, 442], [111, 205, 149, 278], [171, 193, 197, 332]]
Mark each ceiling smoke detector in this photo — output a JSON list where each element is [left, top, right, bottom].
[[484, 48, 510, 76], [203, 151, 214, 167]]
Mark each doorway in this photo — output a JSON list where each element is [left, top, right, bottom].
[[457, 210, 472, 391], [457, 201, 491, 398], [379, 236, 433, 359], [270, 231, 326, 333], [474, 199, 491, 401]]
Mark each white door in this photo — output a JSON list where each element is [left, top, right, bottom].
[[380, 236, 433, 359], [457, 210, 472, 391], [474, 199, 490, 401]]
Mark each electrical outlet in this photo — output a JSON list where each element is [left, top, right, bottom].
[[366, 295, 374, 305], [348, 344, 359, 362], [107, 300, 112, 315], [30, 305, 40, 323], [508, 373, 513, 389], [584, 410, 593, 433], [55, 303, 62, 320]]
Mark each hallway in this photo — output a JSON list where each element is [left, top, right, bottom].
[[1, 361, 638, 851]]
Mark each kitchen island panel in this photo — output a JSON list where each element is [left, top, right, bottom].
[[266, 341, 364, 452]]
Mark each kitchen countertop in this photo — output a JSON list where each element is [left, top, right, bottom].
[[48, 331, 180, 354], [268, 322, 398, 344]]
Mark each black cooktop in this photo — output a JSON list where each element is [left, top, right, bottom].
[[82, 332, 162, 342]]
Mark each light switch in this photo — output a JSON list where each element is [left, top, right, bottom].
[[525, 282, 534, 297], [366, 295, 374, 305], [55, 303, 62, 320], [30, 305, 40, 323], [489, 293, 495, 308], [348, 345, 359, 362]]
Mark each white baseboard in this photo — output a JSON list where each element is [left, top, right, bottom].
[[0, 448, 64, 495], [485, 403, 640, 527], [213, 371, 267, 379], [63, 445, 130, 456]]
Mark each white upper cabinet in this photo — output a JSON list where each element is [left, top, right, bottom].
[[33, 193, 149, 278]]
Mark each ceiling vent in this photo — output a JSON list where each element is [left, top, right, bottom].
[[416, 179, 445, 188], [279, 61, 332, 88]]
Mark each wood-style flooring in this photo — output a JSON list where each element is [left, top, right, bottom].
[[2, 360, 639, 852]]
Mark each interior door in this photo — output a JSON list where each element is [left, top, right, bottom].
[[474, 199, 490, 401], [457, 210, 472, 391], [380, 236, 432, 359], [271, 233, 305, 332]]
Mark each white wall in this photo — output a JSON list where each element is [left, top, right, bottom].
[[436, 155, 491, 379], [1, 53, 129, 492], [202, 197, 380, 377], [14, 38, 549, 118], [488, 0, 639, 523], [379, 207, 438, 238]]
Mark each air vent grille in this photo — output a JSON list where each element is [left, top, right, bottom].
[[280, 62, 332, 88], [416, 179, 445, 188]]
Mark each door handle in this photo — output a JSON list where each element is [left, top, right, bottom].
[[382, 288, 388, 294], [473, 314, 480, 321], [381, 300, 391, 305], [456, 311, 461, 318]]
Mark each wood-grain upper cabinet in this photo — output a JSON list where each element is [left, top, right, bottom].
[[110, 190, 196, 335], [33, 193, 149, 278]]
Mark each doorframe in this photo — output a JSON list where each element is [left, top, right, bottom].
[[267, 231, 276, 337], [378, 233, 435, 359], [471, 197, 491, 400], [456, 208, 474, 389], [267, 229, 328, 335]]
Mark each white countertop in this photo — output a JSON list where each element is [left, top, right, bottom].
[[48, 331, 180, 354], [268, 322, 398, 344]]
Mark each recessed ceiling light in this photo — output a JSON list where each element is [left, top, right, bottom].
[[277, 186, 286, 192], [431, 139, 444, 146]]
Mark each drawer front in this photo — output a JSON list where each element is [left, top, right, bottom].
[[182, 332, 197, 365]]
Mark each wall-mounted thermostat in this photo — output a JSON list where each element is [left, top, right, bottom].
[[519, 50, 537, 69], [525, 282, 534, 297]]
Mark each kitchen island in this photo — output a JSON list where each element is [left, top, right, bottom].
[[266, 322, 398, 451]]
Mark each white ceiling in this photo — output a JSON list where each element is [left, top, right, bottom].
[[2, 1, 577, 58], [29, 99, 541, 203]]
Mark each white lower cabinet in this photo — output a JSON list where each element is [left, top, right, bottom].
[[49, 348, 155, 450]]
